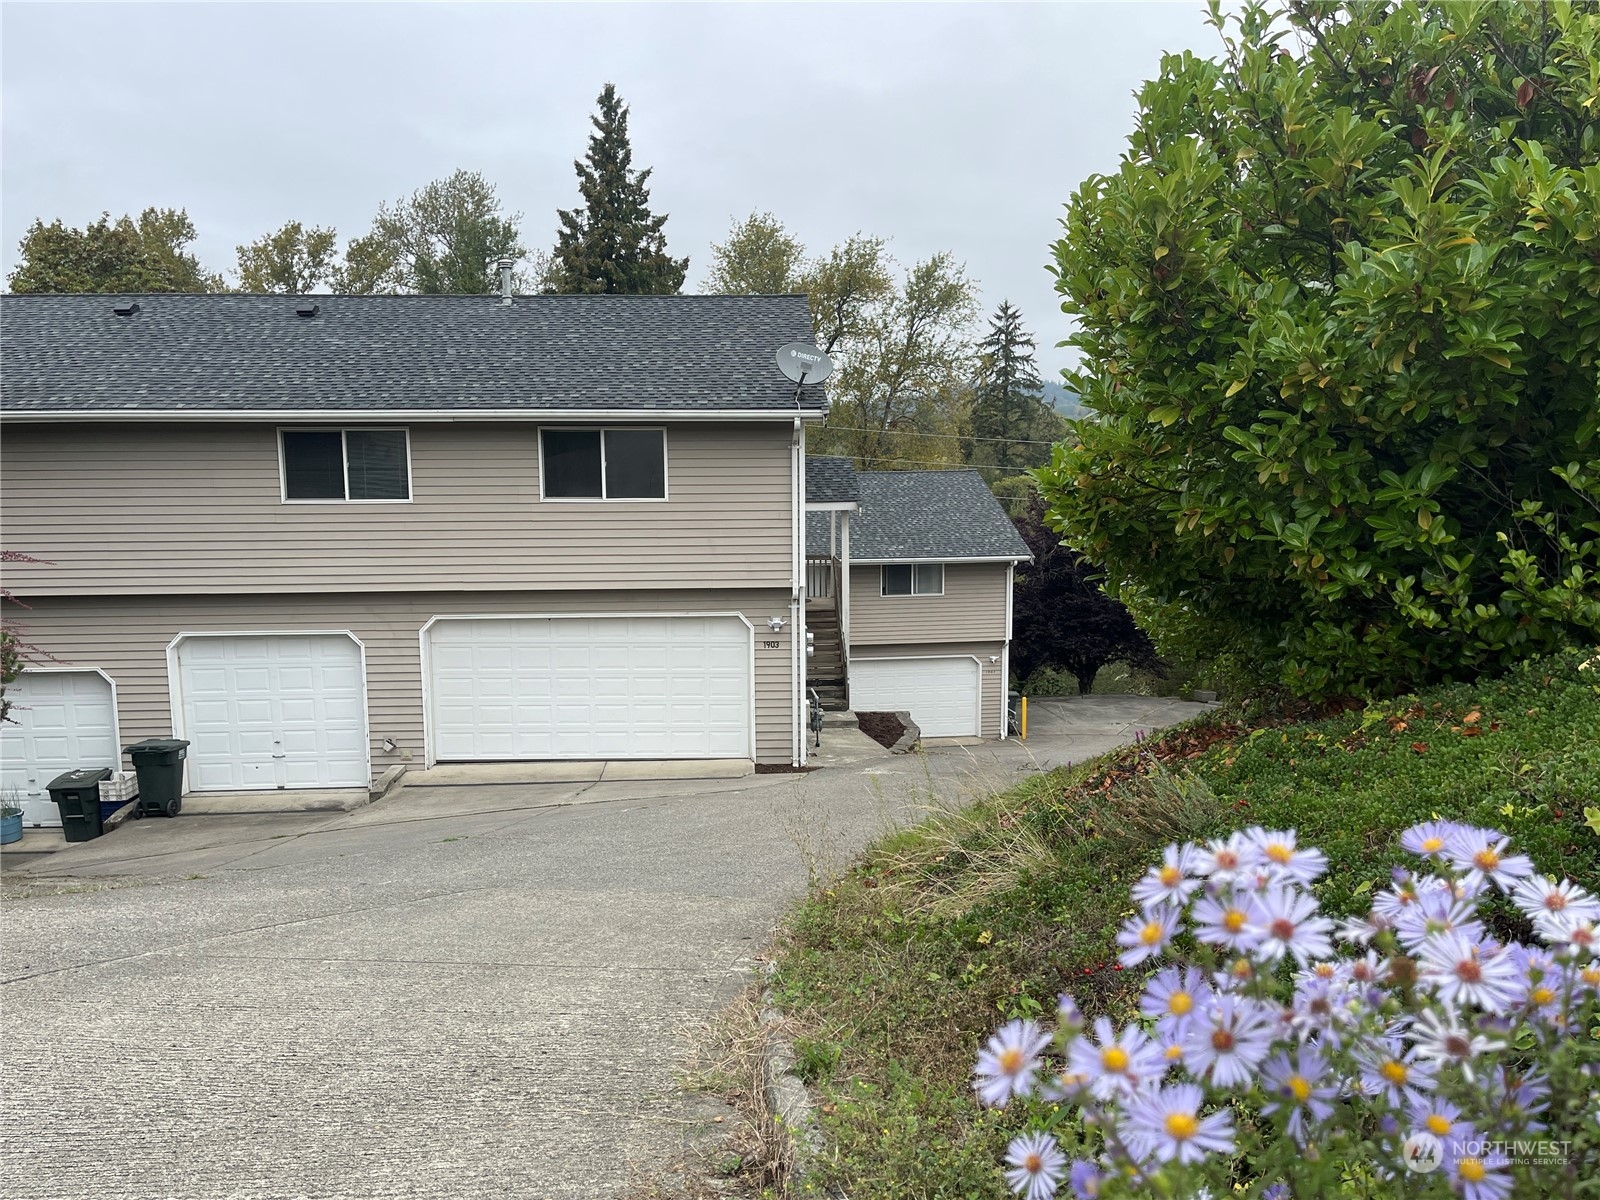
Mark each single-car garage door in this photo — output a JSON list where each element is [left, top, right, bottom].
[[851, 656, 982, 738], [427, 615, 752, 761], [176, 634, 369, 792], [0, 670, 119, 827]]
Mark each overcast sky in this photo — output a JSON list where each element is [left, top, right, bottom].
[[1, 2, 1220, 382]]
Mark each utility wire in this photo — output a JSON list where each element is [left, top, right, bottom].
[[812, 425, 1069, 447]]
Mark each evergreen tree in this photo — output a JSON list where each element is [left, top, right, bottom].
[[550, 84, 687, 295], [968, 301, 1060, 480]]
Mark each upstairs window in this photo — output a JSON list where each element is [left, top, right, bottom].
[[281, 429, 410, 501], [882, 564, 944, 596], [541, 428, 666, 500]]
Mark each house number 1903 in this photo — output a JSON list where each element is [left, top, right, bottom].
[[761, 640, 781, 649]]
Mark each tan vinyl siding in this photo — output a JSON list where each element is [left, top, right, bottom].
[[848, 562, 1009, 645], [8, 589, 798, 767], [1, 422, 794, 596], [849, 641, 1007, 738]]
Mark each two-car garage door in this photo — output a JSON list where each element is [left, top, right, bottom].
[[426, 616, 752, 760]]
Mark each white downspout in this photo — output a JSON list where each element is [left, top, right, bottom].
[[1002, 561, 1014, 738], [839, 509, 851, 683], [792, 418, 805, 766]]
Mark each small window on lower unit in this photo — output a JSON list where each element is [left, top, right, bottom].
[[282, 429, 410, 501], [882, 563, 944, 596], [541, 428, 666, 499]]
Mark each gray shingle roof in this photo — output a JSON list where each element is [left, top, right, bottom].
[[804, 455, 859, 505], [806, 469, 1031, 561], [0, 292, 825, 415]]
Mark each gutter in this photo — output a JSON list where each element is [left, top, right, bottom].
[[2, 408, 830, 424]]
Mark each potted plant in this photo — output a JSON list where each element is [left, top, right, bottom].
[[1, 792, 23, 845]]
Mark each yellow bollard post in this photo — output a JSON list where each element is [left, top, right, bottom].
[[1019, 696, 1028, 741]]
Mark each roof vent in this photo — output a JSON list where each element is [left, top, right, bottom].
[[497, 258, 515, 306], [112, 301, 140, 317], [295, 302, 320, 318]]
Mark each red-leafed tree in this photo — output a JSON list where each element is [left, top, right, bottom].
[[1010, 498, 1163, 695]]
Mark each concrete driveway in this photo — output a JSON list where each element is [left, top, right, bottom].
[[0, 695, 1205, 1199]]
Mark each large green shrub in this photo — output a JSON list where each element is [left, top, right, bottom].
[[1039, 0, 1600, 696]]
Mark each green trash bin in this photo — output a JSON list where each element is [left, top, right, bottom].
[[48, 768, 115, 842], [123, 739, 190, 819]]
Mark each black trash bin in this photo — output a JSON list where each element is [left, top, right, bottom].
[[123, 739, 190, 818], [48, 767, 115, 842]]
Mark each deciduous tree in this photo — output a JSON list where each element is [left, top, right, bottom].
[[549, 83, 687, 294], [235, 220, 339, 293], [7, 208, 222, 293], [1010, 498, 1163, 694], [703, 212, 805, 294], [1038, 0, 1600, 697], [336, 170, 523, 294]]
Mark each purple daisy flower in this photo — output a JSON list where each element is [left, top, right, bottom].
[[1066, 1016, 1168, 1101], [1067, 1159, 1103, 1199], [1247, 826, 1328, 885], [1418, 932, 1523, 1014], [1181, 992, 1275, 1088], [1393, 888, 1486, 956], [974, 1019, 1051, 1107], [1444, 1139, 1513, 1200], [1511, 874, 1600, 927], [1193, 831, 1261, 885], [1356, 1037, 1438, 1107], [1004, 1131, 1066, 1200], [1116, 905, 1180, 967], [1444, 827, 1535, 893], [1193, 889, 1264, 955], [1260, 1045, 1336, 1144], [1139, 966, 1211, 1038], [1120, 1082, 1235, 1165], [1406, 1005, 1505, 1083], [1253, 884, 1335, 967], [1131, 842, 1203, 910]]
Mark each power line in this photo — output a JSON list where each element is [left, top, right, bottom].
[[814, 424, 1068, 447], [834, 455, 1044, 472]]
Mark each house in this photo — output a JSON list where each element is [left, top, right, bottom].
[[0, 290, 829, 825], [804, 458, 1031, 738]]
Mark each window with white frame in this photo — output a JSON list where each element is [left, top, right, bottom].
[[541, 428, 666, 499], [280, 429, 410, 501], [881, 563, 944, 596]]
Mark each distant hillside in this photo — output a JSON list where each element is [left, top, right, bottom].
[[1041, 380, 1084, 418]]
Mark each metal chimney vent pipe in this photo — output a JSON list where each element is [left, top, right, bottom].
[[497, 258, 515, 306]]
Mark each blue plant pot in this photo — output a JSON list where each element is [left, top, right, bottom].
[[1, 812, 23, 845]]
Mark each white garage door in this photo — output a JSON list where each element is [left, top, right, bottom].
[[851, 657, 982, 738], [0, 671, 119, 827], [427, 615, 752, 761], [177, 634, 368, 791]]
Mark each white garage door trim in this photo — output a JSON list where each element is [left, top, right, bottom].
[[420, 612, 756, 767], [166, 630, 372, 792], [850, 655, 984, 738], [0, 668, 121, 827]]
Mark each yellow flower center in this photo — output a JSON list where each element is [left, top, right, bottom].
[[1266, 843, 1293, 864], [1165, 1043, 1184, 1060], [998, 1048, 1024, 1074], [1223, 909, 1247, 933], [1314, 962, 1337, 978], [1140, 921, 1164, 945], [1581, 966, 1600, 986], [1159, 865, 1182, 887], [1168, 991, 1194, 1016], [1288, 1075, 1311, 1103], [1164, 1112, 1199, 1141], [1474, 848, 1500, 872], [1531, 986, 1555, 1005], [1421, 836, 1444, 853], [1426, 1114, 1451, 1137], [1102, 1046, 1129, 1072], [1459, 1157, 1487, 1183], [1380, 1060, 1408, 1086]]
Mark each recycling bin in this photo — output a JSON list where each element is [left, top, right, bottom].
[[123, 739, 190, 818], [47, 767, 115, 842]]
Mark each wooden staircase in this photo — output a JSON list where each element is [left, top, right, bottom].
[[806, 601, 849, 710]]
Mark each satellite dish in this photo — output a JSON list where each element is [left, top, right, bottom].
[[776, 342, 834, 386]]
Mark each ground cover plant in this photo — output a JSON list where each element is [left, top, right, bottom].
[[768, 648, 1599, 1197]]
